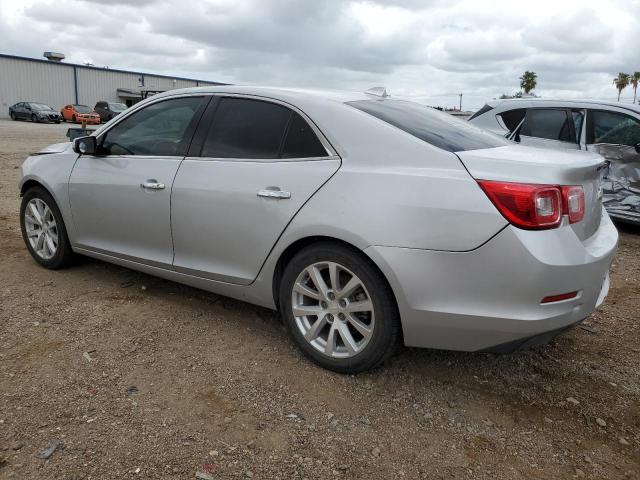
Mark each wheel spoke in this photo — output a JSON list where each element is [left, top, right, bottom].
[[328, 262, 339, 291], [292, 304, 324, 317], [345, 299, 373, 313], [346, 313, 373, 339], [293, 282, 320, 300], [337, 322, 358, 355], [304, 315, 328, 341], [337, 276, 361, 300], [45, 234, 56, 255], [306, 266, 329, 299], [26, 228, 40, 238], [36, 233, 45, 251], [48, 229, 58, 244], [325, 325, 337, 356], [28, 202, 43, 225]]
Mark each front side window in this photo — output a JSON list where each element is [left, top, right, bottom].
[[101, 96, 203, 156], [347, 99, 510, 153], [200, 97, 327, 159], [520, 109, 574, 143], [587, 110, 640, 146]]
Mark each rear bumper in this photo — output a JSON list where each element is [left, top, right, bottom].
[[365, 208, 618, 351]]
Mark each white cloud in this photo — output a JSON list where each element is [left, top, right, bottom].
[[0, 0, 638, 109]]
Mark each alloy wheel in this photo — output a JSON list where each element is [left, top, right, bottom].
[[24, 198, 58, 260], [291, 261, 375, 359]]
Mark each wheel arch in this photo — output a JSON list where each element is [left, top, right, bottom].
[[20, 178, 51, 197], [271, 235, 404, 341]]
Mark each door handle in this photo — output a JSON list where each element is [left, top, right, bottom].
[[140, 180, 165, 190], [257, 188, 291, 199]]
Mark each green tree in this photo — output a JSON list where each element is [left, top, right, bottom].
[[613, 72, 630, 101], [631, 72, 640, 104], [519, 71, 537, 94]]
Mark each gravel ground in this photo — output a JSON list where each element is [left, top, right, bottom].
[[0, 119, 638, 480]]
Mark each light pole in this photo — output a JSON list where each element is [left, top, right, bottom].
[[459, 93, 463, 111]]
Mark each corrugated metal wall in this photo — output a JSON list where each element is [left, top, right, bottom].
[[0, 55, 221, 118], [76, 69, 140, 105], [0, 57, 75, 116]]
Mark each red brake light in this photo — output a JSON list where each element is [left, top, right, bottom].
[[561, 186, 585, 224], [478, 181, 562, 230], [541, 291, 578, 304]]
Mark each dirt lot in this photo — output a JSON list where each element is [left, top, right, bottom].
[[0, 119, 638, 480]]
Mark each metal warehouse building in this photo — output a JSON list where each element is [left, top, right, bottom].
[[0, 53, 224, 119]]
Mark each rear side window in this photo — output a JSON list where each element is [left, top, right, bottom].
[[498, 108, 526, 132], [587, 110, 640, 146], [202, 98, 290, 159], [201, 98, 327, 159], [520, 109, 574, 143], [281, 112, 327, 158], [346, 99, 509, 153]]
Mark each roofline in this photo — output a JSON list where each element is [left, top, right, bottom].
[[0, 52, 228, 86], [492, 97, 640, 115]]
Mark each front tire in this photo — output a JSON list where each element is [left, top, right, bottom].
[[10, 111, 16, 120], [20, 187, 74, 269], [279, 242, 400, 373], [31, 114, 37, 123]]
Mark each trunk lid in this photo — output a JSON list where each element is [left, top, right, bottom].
[[456, 145, 605, 240]]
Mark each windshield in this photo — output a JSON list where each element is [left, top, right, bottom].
[[347, 99, 511, 153], [108, 103, 127, 112], [74, 105, 92, 114], [31, 103, 53, 111]]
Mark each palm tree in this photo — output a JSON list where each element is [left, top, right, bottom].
[[631, 72, 640, 104], [613, 72, 630, 101], [519, 71, 537, 94]]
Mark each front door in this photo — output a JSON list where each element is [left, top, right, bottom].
[[171, 96, 341, 284], [68, 95, 206, 267], [585, 109, 640, 223]]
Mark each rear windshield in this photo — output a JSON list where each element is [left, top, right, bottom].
[[347, 99, 510, 152]]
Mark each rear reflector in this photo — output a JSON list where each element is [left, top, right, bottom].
[[540, 291, 579, 304], [477, 181, 562, 230]]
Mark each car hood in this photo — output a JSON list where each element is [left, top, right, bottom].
[[36, 142, 75, 155]]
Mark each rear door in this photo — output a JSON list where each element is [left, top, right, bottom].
[[516, 108, 582, 150], [171, 96, 341, 285], [585, 109, 640, 223]]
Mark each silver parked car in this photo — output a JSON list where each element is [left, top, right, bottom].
[[19, 87, 617, 373], [469, 99, 640, 225]]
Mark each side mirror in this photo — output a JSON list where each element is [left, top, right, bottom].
[[74, 136, 97, 155]]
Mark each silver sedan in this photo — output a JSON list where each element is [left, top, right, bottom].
[[19, 86, 618, 373]]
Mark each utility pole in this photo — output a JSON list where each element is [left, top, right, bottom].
[[459, 93, 463, 111]]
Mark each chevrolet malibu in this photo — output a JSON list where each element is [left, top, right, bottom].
[[19, 86, 618, 373]]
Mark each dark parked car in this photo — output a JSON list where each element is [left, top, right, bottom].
[[9, 102, 61, 123], [94, 101, 127, 122]]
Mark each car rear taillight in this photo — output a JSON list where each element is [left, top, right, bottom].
[[478, 181, 562, 230], [561, 186, 585, 224], [479, 181, 586, 230]]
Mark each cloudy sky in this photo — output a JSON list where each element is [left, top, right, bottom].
[[1, 0, 638, 109]]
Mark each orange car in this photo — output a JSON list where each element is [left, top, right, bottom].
[[60, 104, 101, 124]]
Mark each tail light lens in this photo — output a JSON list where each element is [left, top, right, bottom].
[[478, 181, 562, 230], [561, 186, 585, 223]]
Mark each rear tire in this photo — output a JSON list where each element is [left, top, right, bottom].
[[72, 115, 76, 123], [279, 242, 400, 373], [20, 187, 74, 269]]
